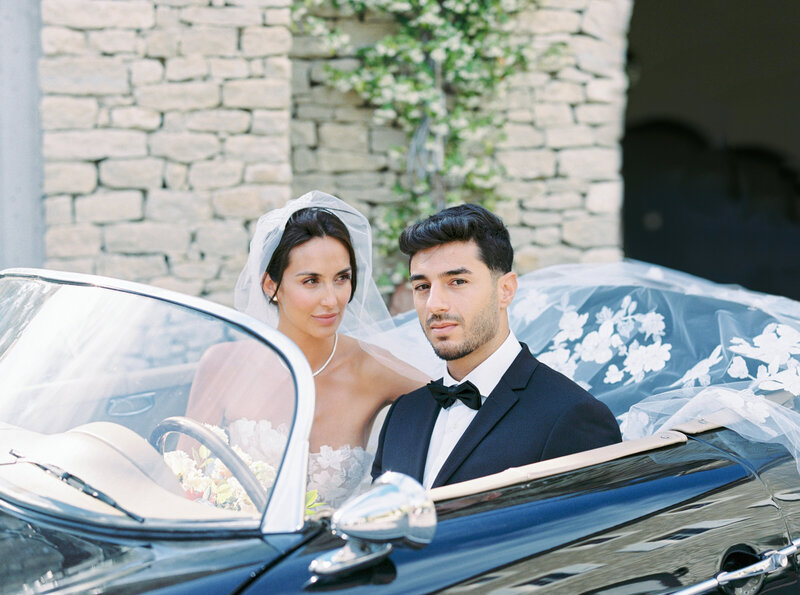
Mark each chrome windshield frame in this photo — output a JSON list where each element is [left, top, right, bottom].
[[0, 268, 314, 535]]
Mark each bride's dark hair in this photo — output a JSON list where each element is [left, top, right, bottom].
[[264, 207, 358, 303]]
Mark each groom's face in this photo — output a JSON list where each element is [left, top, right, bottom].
[[409, 240, 516, 371]]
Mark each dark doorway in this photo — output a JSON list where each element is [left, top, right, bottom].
[[623, 0, 800, 300]]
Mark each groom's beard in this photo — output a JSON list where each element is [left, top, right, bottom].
[[425, 295, 500, 361]]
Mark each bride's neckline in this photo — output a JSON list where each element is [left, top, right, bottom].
[[312, 333, 338, 376]]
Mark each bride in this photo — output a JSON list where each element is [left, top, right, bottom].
[[189, 191, 428, 508]]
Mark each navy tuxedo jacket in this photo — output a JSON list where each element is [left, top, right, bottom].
[[371, 344, 622, 488]]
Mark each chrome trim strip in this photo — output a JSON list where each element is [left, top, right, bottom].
[[0, 268, 315, 535]]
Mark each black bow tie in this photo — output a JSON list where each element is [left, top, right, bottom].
[[428, 379, 483, 410]]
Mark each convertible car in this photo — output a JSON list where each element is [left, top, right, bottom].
[[2, 265, 800, 594]]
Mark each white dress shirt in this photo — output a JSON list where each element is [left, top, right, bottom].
[[422, 331, 522, 489]]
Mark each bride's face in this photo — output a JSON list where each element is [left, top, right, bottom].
[[263, 236, 353, 339]]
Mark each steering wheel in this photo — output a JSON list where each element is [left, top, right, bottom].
[[149, 416, 267, 510]]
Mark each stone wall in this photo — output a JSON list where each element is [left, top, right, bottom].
[[290, 0, 633, 277], [40, 0, 293, 304]]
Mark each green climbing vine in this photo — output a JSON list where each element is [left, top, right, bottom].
[[294, 0, 532, 288]]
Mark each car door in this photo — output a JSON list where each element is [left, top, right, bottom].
[[247, 428, 798, 593]]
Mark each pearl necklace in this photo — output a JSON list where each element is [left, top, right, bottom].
[[312, 333, 338, 377]]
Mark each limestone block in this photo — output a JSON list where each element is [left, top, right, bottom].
[[99, 158, 165, 189], [41, 27, 87, 55], [110, 107, 161, 130], [506, 109, 534, 123], [296, 104, 335, 120], [44, 162, 97, 195], [187, 110, 251, 133], [155, 0, 209, 7], [585, 181, 622, 213], [517, 9, 581, 35], [292, 61, 312, 94], [155, 5, 180, 27], [507, 71, 551, 89], [146, 189, 212, 222], [97, 254, 168, 279], [585, 76, 627, 103], [229, 0, 292, 7], [497, 123, 545, 149], [75, 190, 144, 223], [575, 103, 623, 125], [291, 120, 317, 147], [136, 82, 220, 111], [88, 30, 138, 54], [251, 110, 290, 135], [572, 35, 625, 77], [533, 226, 562, 246], [496, 149, 556, 179], [130, 60, 164, 85], [515, 244, 581, 273], [593, 123, 623, 147], [316, 149, 387, 173], [291, 35, 335, 60], [44, 258, 95, 274], [539, 0, 589, 8], [544, 125, 594, 148], [41, 97, 98, 130], [260, 57, 291, 80], [310, 85, 361, 107], [580, 247, 623, 263], [563, 215, 619, 247], [310, 58, 360, 84], [492, 198, 522, 226], [292, 173, 336, 194], [45, 196, 73, 225], [195, 221, 248, 256], [264, 8, 292, 26], [165, 163, 189, 189], [293, 147, 316, 173], [149, 132, 220, 163], [546, 177, 589, 194], [179, 27, 238, 56], [44, 130, 147, 160], [171, 260, 220, 281], [508, 225, 536, 249], [521, 210, 562, 227], [533, 103, 574, 127], [188, 160, 244, 190], [370, 127, 406, 153], [211, 186, 263, 218], [208, 58, 250, 80], [224, 135, 288, 163], [180, 7, 262, 27], [540, 80, 585, 104], [162, 111, 188, 131], [336, 172, 384, 189], [42, 0, 155, 29], [319, 123, 367, 152], [104, 222, 191, 254], [337, 21, 396, 50], [40, 57, 128, 95], [46, 224, 102, 258], [150, 276, 204, 295], [556, 67, 593, 83], [242, 27, 293, 57], [345, 187, 399, 204], [557, 147, 620, 180], [166, 56, 209, 81], [223, 80, 290, 109], [145, 29, 179, 58], [496, 180, 546, 201], [582, 0, 632, 42], [245, 163, 292, 184], [522, 192, 582, 210]]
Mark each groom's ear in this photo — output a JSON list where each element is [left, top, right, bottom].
[[496, 271, 517, 310]]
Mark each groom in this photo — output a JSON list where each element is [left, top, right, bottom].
[[371, 204, 621, 489]]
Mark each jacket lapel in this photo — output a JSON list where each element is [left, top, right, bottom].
[[403, 391, 441, 481], [432, 346, 539, 487]]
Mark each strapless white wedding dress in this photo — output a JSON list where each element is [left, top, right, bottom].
[[227, 418, 372, 509]]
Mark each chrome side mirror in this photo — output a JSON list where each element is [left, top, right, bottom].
[[309, 472, 436, 576]]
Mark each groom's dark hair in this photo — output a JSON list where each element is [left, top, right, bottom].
[[399, 203, 513, 274]]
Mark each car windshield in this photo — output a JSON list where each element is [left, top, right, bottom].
[[0, 273, 299, 527]]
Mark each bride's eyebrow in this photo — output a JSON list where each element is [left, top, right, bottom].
[[293, 266, 352, 277]]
